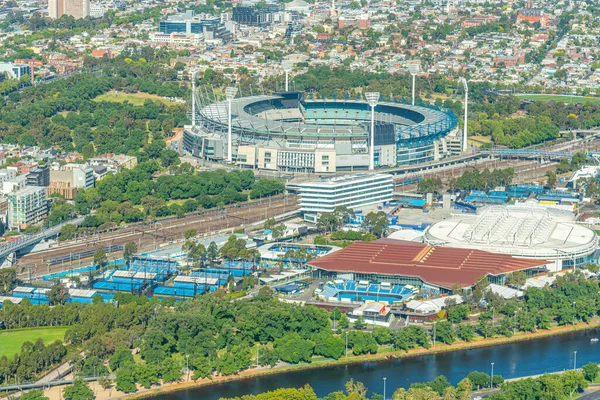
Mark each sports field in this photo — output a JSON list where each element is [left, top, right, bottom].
[[93, 91, 174, 106], [514, 93, 600, 104], [0, 327, 69, 357]]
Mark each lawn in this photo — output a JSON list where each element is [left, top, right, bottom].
[[514, 93, 600, 105], [0, 327, 69, 357], [469, 135, 491, 146], [93, 91, 175, 106]]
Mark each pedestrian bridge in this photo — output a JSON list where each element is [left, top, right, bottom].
[[0, 217, 85, 261]]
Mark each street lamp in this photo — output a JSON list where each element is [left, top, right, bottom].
[[459, 77, 468, 152], [345, 331, 349, 358], [490, 362, 494, 389], [225, 86, 238, 163], [282, 60, 294, 92], [186, 354, 190, 381], [365, 92, 380, 171], [407, 63, 420, 106], [574, 350, 577, 370], [383, 377, 387, 400]]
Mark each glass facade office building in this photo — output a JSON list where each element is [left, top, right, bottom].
[[159, 11, 220, 34]]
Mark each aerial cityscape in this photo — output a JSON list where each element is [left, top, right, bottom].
[[1, 0, 600, 398]]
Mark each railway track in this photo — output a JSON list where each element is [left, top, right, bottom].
[[16, 196, 298, 278]]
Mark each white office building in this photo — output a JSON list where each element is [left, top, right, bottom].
[[89, 3, 104, 17], [0, 168, 17, 187], [50, 164, 95, 190], [2, 174, 27, 196], [298, 174, 393, 217]]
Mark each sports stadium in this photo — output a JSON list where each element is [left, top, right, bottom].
[[184, 91, 460, 173], [422, 205, 599, 270]]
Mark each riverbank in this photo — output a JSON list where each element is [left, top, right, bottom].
[[98, 321, 600, 400]]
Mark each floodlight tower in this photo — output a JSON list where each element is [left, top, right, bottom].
[[459, 77, 468, 152], [225, 86, 238, 163], [365, 92, 380, 171], [191, 69, 198, 127], [407, 63, 420, 106], [282, 60, 294, 92]]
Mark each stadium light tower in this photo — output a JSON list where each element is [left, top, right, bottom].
[[282, 60, 294, 92], [459, 77, 468, 152], [191, 69, 198, 127], [225, 86, 238, 163], [407, 63, 420, 106], [365, 92, 380, 171]]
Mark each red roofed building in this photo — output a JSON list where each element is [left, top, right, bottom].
[[308, 239, 548, 292]]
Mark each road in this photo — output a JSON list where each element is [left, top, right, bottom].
[[16, 195, 298, 280]]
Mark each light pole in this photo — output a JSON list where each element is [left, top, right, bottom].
[[345, 331, 348, 358], [282, 60, 294, 92], [191, 68, 198, 127], [408, 63, 420, 106], [490, 362, 494, 389], [383, 377, 387, 400], [459, 77, 468, 152], [574, 351, 577, 370], [225, 86, 238, 163], [185, 354, 190, 381], [365, 92, 380, 171]]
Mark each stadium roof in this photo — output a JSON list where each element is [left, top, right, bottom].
[[196, 95, 453, 140], [424, 205, 597, 259], [308, 239, 548, 289]]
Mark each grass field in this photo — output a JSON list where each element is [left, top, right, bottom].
[[0, 327, 69, 357], [514, 93, 600, 105], [468, 135, 491, 146], [93, 91, 174, 106]]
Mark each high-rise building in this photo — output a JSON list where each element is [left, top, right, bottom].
[[26, 165, 50, 187], [7, 186, 51, 228], [0, 63, 31, 80], [49, 0, 89, 19], [232, 5, 282, 26]]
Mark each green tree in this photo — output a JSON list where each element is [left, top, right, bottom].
[[435, 321, 455, 344], [274, 333, 314, 364], [456, 324, 476, 342], [582, 362, 600, 382], [0, 268, 16, 293], [123, 242, 137, 265], [21, 390, 49, 400], [48, 285, 70, 305], [184, 229, 197, 240], [507, 270, 527, 287], [353, 315, 366, 330], [109, 348, 134, 371], [545, 170, 557, 189], [93, 248, 107, 267], [115, 363, 137, 393], [63, 377, 95, 400], [59, 224, 78, 241]]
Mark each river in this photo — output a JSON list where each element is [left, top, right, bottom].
[[151, 329, 600, 399]]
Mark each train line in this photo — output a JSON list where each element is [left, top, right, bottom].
[[16, 196, 298, 278]]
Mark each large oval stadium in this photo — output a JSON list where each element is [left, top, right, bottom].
[[184, 91, 460, 173]]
